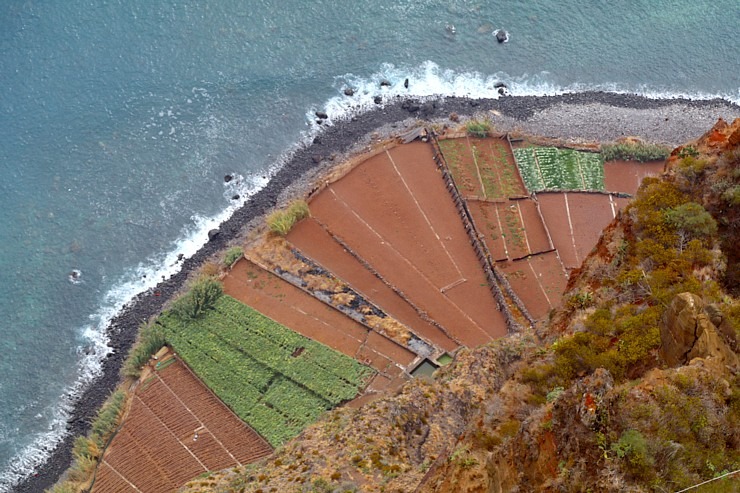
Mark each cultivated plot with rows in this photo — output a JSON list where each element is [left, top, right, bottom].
[[160, 295, 374, 447], [513, 147, 605, 192]]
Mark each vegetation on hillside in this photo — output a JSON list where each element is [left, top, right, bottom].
[[180, 119, 740, 493], [267, 200, 310, 235], [601, 141, 671, 162]]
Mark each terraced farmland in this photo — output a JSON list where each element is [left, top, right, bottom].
[[513, 147, 605, 192], [92, 357, 272, 493], [159, 295, 374, 447], [439, 136, 527, 200]]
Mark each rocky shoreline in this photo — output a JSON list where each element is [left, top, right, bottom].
[[14, 91, 739, 493]]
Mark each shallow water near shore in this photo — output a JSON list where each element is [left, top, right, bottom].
[[1, 0, 739, 489]]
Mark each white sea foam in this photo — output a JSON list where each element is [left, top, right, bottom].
[[0, 171, 271, 492], [308, 61, 739, 128]]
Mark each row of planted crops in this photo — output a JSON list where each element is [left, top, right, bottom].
[[439, 135, 608, 196], [512, 147, 605, 192], [158, 295, 375, 447]]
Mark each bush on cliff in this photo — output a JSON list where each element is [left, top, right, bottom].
[[601, 141, 670, 162], [122, 323, 166, 378], [267, 200, 310, 235], [170, 276, 223, 320]]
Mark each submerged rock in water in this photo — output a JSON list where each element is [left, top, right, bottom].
[[343, 87, 355, 96], [494, 29, 509, 43]]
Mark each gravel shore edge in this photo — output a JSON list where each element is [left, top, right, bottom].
[[14, 92, 740, 493]]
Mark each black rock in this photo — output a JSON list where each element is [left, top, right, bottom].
[[494, 82, 507, 89], [316, 119, 323, 125], [177, 253, 184, 261], [380, 79, 391, 87], [312, 155, 322, 163], [401, 100, 420, 113], [315, 111, 328, 119], [496, 29, 508, 43], [344, 87, 355, 96], [224, 174, 233, 183], [420, 101, 437, 118], [374, 96, 383, 104], [231, 194, 240, 201], [404, 78, 409, 89], [207, 229, 220, 240], [313, 136, 322, 144]]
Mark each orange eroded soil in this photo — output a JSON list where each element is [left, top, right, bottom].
[[92, 359, 272, 493]]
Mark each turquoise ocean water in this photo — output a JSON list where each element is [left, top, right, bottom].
[[0, 0, 738, 488]]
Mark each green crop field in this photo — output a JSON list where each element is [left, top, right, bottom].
[[513, 147, 605, 192], [159, 295, 374, 446]]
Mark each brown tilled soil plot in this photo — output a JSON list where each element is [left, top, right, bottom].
[[471, 136, 528, 200], [499, 251, 568, 319], [438, 137, 485, 198], [223, 259, 415, 375], [604, 160, 664, 195], [468, 199, 552, 261], [309, 142, 506, 347], [438, 136, 527, 200], [536, 192, 619, 269], [287, 218, 458, 353], [93, 359, 272, 493]]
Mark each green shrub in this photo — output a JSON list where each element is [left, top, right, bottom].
[[267, 200, 310, 235], [170, 277, 223, 320], [611, 429, 654, 478], [664, 202, 718, 241], [122, 323, 166, 378], [223, 246, 244, 267], [601, 142, 670, 162], [677, 145, 700, 158], [90, 390, 127, 447], [465, 119, 491, 138]]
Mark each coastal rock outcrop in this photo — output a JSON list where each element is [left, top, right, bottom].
[[660, 292, 738, 368]]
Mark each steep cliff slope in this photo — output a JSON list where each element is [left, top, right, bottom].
[[182, 120, 740, 493]]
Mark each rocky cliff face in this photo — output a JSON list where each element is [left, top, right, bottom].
[[181, 120, 740, 493], [661, 292, 738, 368]]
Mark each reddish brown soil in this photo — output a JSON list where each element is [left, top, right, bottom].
[[310, 142, 505, 347], [467, 201, 508, 261], [499, 251, 568, 320], [471, 136, 528, 199], [537, 192, 623, 270], [223, 259, 415, 373], [515, 199, 552, 255], [603, 160, 664, 195], [536, 193, 580, 269], [565, 193, 618, 262], [389, 143, 506, 340], [93, 359, 272, 493], [468, 199, 551, 261], [287, 218, 457, 353], [438, 137, 485, 198]]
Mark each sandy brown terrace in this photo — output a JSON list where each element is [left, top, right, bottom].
[[90, 129, 663, 493]]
